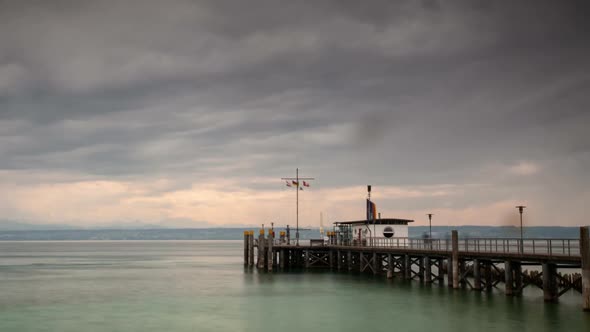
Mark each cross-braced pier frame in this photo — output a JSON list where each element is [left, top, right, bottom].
[[244, 227, 590, 311]]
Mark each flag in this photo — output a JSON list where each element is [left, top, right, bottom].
[[286, 181, 292, 187], [292, 180, 299, 186], [303, 181, 310, 187]]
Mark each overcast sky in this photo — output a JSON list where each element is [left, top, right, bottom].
[[0, 0, 589, 228]]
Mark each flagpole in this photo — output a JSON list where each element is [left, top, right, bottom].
[[281, 169, 314, 247]]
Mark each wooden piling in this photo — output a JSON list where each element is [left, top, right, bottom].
[[329, 250, 334, 269], [248, 232, 254, 267], [514, 261, 522, 296], [279, 249, 285, 269], [484, 261, 492, 292], [437, 258, 444, 285], [447, 257, 454, 288], [373, 252, 378, 275], [418, 257, 425, 282], [337, 250, 341, 270], [359, 252, 364, 273], [473, 259, 481, 291], [387, 254, 393, 279], [404, 254, 411, 279], [459, 260, 467, 288], [543, 263, 558, 302], [305, 250, 310, 269], [505, 260, 513, 296], [424, 256, 431, 283], [257, 230, 265, 269], [348, 251, 352, 271], [244, 231, 249, 266], [267, 230, 273, 272], [581, 226, 590, 311], [452, 230, 459, 289]]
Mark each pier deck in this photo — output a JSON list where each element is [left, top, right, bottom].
[[243, 227, 590, 311]]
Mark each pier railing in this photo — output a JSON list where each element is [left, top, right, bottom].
[[330, 237, 581, 257]]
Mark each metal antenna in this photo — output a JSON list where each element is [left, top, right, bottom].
[[281, 168, 314, 246]]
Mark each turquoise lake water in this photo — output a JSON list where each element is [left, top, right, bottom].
[[0, 241, 588, 332]]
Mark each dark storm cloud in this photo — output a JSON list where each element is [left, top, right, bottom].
[[0, 0, 589, 216]]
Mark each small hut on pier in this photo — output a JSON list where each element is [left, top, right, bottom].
[[333, 218, 413, 246]]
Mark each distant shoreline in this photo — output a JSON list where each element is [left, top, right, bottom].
[[0, 226, 582, 241]]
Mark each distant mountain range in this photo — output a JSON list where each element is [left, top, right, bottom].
[[0, 220, 167, 231], [0, 223, 584, 241], [0, 220, 244, 231]]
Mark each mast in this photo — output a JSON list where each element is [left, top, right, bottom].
[[280, 168, 314, 246]]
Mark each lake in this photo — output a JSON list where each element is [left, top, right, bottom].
[[0, 241, 588, 331]]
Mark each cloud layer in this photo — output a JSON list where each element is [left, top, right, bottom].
[[0, 0, 589, 227]]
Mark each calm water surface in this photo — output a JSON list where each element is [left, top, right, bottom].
[[1, 241, 588, 332]]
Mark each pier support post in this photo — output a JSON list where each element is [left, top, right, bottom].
[[418, 257, 424, 283], [404, 255, 411, 279], [348, 251, 352, 271], [542, 263, 558, 302], [484, 261, 493, 292], [267, 231, 273, 272], [305, 250, 310, 269], [473, 259, 481, 291], [447, 258, 453, 287], [581, 226, 590, 311], [387, 254, 393, 279], [424, 256, 431, 283], [244, 231, 249, 266], [329, 250, 334, 269], [373, 252, 378, 275], [505, 260, 513, 296], [257, 230, 265, 269], [337, 250, 341, 271], [249, 232, 255, 267], [452, 230, 459, 289], [359, 252, 364, 273], [280, 249, 285, 269], [459, 260, 466, 288], [437, 258, 444, 285], [514, 262, 522, 296]]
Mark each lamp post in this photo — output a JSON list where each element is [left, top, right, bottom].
[[427, 213, 433, 249], [516, 206, 526, 254], [427, 214, 433, 239]]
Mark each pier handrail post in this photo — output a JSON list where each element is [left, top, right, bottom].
[[581, 226, 590, 311]]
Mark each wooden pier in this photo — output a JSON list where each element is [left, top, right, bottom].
[[244, 227, 590, 311]]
